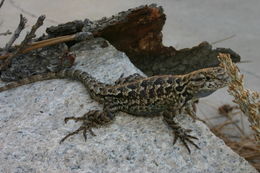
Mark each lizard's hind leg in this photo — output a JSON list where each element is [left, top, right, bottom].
[[60, 110, 115, 143]]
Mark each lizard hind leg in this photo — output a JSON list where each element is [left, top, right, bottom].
[[60, 110, 115, 144], [162, 112, 200, 153]]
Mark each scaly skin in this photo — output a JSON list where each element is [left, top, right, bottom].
[[0, 66, 230, 153]]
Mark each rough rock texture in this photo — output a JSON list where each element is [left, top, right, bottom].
[[0, 38, 257, 173]]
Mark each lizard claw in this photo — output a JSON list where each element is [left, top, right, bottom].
[[173, 128, 200, 153], [60, 110, 114, 144], [59, 124, 96, 144], [60, 114, 97, 143]]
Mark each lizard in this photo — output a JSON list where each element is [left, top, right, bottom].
[[0, 65, 230, 153]]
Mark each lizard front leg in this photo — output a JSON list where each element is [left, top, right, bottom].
[[162, 111, 200, 153], [184, 99, 206, 124], [60, 110, 115, 143]]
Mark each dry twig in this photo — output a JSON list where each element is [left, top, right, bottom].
[[0, 30, 12, 36], [211, 34, 236, 45], [0, 15, 45, 70], [3, 14, 27, 53], [15, 15, 45, 54], [0, 32, 93, 60], [0, 0, 5, 9]]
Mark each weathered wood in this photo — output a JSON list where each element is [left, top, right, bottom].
[[46, 4, 240, 76], [1, 4, 241, 81]]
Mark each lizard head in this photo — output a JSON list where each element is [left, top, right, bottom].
[[187, 66, 231, 98]]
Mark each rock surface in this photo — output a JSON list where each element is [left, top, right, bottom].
[[0, 38, 257, 173]]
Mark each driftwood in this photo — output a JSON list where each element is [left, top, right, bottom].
[[45, 4, 240, 76], [0, 4, 240, 81]]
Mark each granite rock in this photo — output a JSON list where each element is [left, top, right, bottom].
[[0, 38, 257, 173]]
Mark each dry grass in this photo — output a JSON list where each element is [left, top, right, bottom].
[[218, 53, 260, 141], [208, 53, 260, 171], [209, 104, 260, 171]]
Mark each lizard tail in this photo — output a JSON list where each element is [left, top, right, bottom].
[[0, 69, 107, 95], [0, 72, 59, 92]]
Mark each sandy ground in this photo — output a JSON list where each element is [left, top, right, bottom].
[[0, 0, 259, 133]]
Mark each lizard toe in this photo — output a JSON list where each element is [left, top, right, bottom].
[[173, 127, 200, 153]]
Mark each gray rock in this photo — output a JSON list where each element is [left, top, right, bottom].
[[0, 38, 257, 173]]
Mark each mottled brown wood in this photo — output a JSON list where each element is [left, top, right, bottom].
[[45, 4, 240, 76], [1, 4, 241, 81]]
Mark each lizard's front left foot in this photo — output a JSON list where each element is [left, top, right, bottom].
[[173, 127, 200, 153], [163, 115, 200, 153], [60, 110, 115, 144]]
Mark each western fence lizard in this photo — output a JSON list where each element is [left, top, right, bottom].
[[0, 66, 230, 153]]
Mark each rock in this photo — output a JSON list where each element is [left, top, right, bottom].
[[0, 38, 257, 173]]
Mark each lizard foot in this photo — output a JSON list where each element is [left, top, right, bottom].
[[163, 113, 200, 153], [59, 110, 115, 144], [173, 127, 200, 153]]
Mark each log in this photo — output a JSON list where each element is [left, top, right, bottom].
[[46, 4, 240, 76], [1, 4, 241, 81]]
